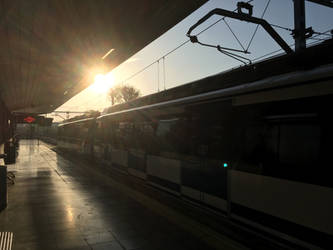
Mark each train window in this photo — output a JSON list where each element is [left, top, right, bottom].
[[279, 123, 320, 167], [77, 124, 89, 139], [235, 105, 327, 186], [233, 120, 265, 174], [155, 117, 191, 157], [95, 121, 106, 143], [108, 121, 118, 146], [186, 100, 234, 159], [156, 118, 179, 137], [111, 121, 125, 149], [139, 121, 158, 153]]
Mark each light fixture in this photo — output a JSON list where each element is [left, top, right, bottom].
[[102, 48, 115, 60]]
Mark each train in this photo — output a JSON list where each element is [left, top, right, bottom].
[[55, 42, 333, 249]]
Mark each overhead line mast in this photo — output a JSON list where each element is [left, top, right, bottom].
[[294, 0, 332, 52], [294, 0, 308, 52]]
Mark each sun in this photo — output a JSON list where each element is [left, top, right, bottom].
[[89, 72, 115, 94]]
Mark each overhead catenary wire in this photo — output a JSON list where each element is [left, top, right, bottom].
[[82, 0, 296, 109], [69, 3, 244, 111], [223, 19, 247, 51], [246, 0, 271, 51], [307, 37, 330, 42], [313, 30, 333, 37], [270, 23, 293, 32], [252, 29, 332, 62], [74, 0, 257, 110], [268, 23, 332, 38], [80, 1, 331, 111], [115, 0, 254, 87]]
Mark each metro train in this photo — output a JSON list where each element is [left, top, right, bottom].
[[56, 47, 333, 248]]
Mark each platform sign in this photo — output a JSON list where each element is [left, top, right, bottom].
[[23, 116, 35, 123], [15, 114, 53, 126]]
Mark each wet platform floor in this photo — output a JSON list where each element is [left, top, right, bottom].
[[0, 140, 229, 250]]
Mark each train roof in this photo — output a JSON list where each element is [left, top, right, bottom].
[[104, 40, 333, 115], [99, 62, 333, 120], [58, 117, 95, 127]]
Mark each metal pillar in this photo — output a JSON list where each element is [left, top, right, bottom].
[[294, 0, 306, 52]]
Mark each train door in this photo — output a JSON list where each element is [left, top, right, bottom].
[[181, 100, 232, 212], [181, 158, 228, 212]]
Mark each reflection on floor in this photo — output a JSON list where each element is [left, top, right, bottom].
[[0, 140, 217, 250]]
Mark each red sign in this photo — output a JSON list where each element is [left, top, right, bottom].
[[24, 116, 35, 123]]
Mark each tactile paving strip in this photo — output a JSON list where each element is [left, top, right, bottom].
[[0, 232, 13, 250]]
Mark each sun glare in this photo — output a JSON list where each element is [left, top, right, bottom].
[[89, 73, 115, 94]]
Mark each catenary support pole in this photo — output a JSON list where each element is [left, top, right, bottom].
[[294, 0, 306, 52]]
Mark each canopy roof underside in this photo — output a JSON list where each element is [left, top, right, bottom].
[[0, 0, 207, 113]]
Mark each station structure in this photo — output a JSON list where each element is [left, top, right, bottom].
[[1, 1, 333, 249]]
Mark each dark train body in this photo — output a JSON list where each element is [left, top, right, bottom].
[[57, 42, 333, 249]]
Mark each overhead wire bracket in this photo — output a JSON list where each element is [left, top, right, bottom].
[[187, 6, 294, 56], [189, 32, 251, 65]]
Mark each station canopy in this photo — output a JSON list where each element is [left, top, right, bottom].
[[0, 0, 207, 114]]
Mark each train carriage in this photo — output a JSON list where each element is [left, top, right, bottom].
[[56, 43, 333, 248], [57, 118, 96, 154]]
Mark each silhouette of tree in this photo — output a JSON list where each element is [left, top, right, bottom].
[[108, 85, 122, 105], [108, 84, 141, 105]]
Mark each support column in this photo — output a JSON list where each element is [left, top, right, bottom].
[[294, 0, 306, 52]]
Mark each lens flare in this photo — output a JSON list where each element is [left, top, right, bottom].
[[89, 73, 115, 93]]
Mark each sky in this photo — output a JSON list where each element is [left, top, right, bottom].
[[54, 0, 333, 121]]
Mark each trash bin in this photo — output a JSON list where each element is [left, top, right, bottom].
[[0, 165, 7, 211]]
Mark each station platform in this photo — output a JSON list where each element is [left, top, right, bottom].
[[0, 140, 249, 250]]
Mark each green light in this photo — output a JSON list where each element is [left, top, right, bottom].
[[223, 163, 228, 168]]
